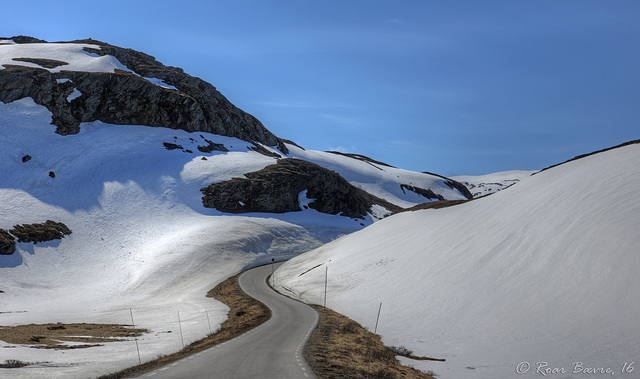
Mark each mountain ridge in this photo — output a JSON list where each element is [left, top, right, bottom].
[[0, 35, 288, 153]]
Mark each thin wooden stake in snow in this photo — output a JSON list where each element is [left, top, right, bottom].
[[130, 308, 142, 365], [271, 258, 275, 287], [178, 311, 185, 348], [374, 302, 382, 334], [324, 266, 328, 308], [206, 309, 212, 334]]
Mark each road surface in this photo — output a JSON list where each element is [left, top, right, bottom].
[[139, 263, 318, 378]]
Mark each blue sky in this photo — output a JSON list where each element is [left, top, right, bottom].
[[2, 1, 639, 175]]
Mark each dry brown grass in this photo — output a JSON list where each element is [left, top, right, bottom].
[[97, 273, 270, 378], [305, 305, 437, 379], [0, 323, 146, 350]]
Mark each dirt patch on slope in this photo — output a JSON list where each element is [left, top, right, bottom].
[[0, 323, 146, 349]]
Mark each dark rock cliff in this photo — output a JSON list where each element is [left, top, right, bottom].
[[201, 159, 402, 219], [0, 36, 288, 153]]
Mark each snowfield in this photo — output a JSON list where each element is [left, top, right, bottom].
[[275, 142, 640, 379]]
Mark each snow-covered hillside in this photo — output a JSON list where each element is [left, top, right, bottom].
[[286, 146, 470, 208], [0, 38, 470, 378], [452, 170, 535, 197], [275, 142, 640, 379], [0, 98, 329, 378]]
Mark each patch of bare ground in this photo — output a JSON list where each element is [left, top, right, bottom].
[[0, 323, 146, 350], [306, 304, 437, 378], [97, 273, 271, 378]]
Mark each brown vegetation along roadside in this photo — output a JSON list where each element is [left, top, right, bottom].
[[0, 323, 146, 350], [97, 273, 271, 378], [305, 304, 437, 379]]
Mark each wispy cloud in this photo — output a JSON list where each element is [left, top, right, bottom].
[[327, 145, 357, 153], [385, 18, 404, 25]]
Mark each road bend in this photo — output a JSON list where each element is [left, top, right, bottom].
[[139, 263, 318, 379]]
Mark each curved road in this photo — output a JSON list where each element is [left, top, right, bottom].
[[140, 264, 318, 378]]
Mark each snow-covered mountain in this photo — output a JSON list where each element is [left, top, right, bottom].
[[275, 141, 640, 379], [0, 37, 470, 377]]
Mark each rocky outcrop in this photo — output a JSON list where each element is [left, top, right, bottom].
[[198, 138, 228, 153], [9, 220, 72, 244], [201, 159, 401, 219], [421, 171, 473, 200], [443, 179, 473, 200], [0, 229, 16, 255], [0, 37, 288, 153], [400, 184, 445, 201]]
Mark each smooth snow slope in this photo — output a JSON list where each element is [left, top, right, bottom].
[[275, 142, 640, 379]]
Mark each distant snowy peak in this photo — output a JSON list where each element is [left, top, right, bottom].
[[0, 36, 288, 153], [452, 170, 535, 197]]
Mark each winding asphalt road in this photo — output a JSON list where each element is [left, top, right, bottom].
[[139, 263, 318, 378]]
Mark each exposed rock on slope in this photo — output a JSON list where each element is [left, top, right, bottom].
[[324, 150, 472, 201], [0, 229, 16, 255], [420, 171, 473, 200], [201, 158, 402, 218], [10, 220, 72, 244], [400, 184, 444, 201], [0, 220, 71, 254], [0, 36, 288, 153]]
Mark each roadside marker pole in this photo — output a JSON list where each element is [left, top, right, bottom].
[[130, 308, 142, 365], [374, 302, 382, 334], [324, 266, 328, 308], [205, 309, 212, 334], [271, 258, 275, 287], [178, 311, 185, 348]]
